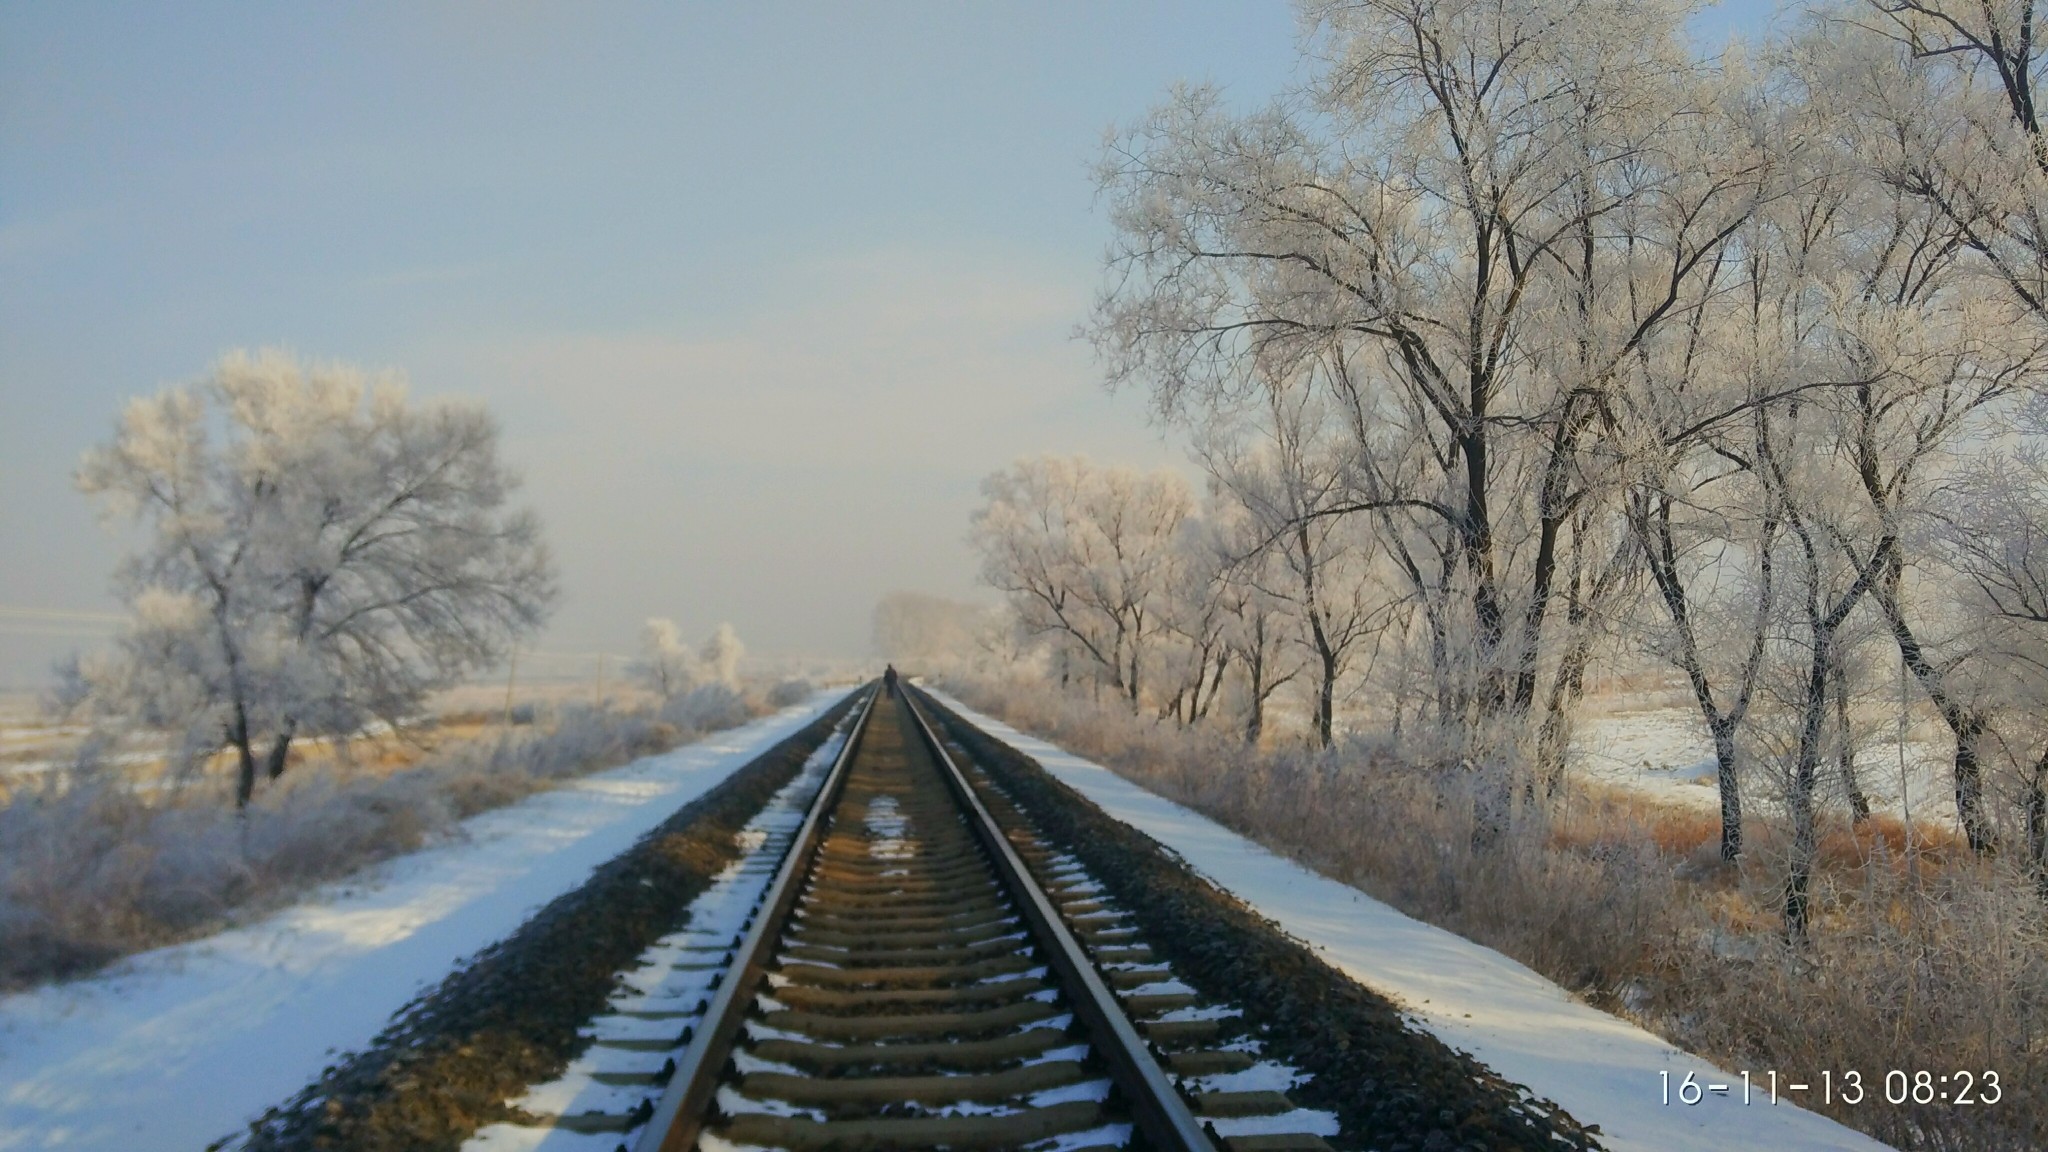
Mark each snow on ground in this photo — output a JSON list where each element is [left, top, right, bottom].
[[930, 689, 1897, 1152], [1570, 703, 1959, 825], [0, 688, 849, 1152]]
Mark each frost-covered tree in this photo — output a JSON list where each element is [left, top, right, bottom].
[[634, 617, 696, 700], [1153, 513, 1238, 727], [1205, 370, 1391, 748], [700, 623, 744, 689], [1221, 555, 1300, 745], [72, 349, 556, 808], [1803, 6, 2048, 854], [970, 457, 1193, 707], [1846, 0, 2048, 322], [1944, 396, 2048, 883]]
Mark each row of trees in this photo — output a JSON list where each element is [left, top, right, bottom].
[[974, 0, 2048, 934]]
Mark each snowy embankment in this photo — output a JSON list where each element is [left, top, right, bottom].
[[0, 689, 847, 1152], [928, 689, 1898, 1152]]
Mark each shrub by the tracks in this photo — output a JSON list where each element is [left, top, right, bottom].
[[765, 676, 817, 708], [659, 682, 753, 732], [938, 676, 2048, 1152], [922, 689, 1605, 1152], [226, 692, 856, 1152], [0, 691, 789, 993]]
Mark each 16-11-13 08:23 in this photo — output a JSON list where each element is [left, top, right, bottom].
[[1660, 1068, 2002, 1106]]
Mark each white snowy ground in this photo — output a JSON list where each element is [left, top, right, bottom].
[[1571, 704, 1959, 825], [929, 689, 1898, 1152], [0, 688, 849, 1152]]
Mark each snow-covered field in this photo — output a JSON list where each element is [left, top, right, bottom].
[[1571, 702, 1959, 824], [0, 689, 847, 1152], [930, 689, 1897, 1152], [0, 704, 93, 783]]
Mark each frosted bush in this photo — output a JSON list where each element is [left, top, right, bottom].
[[633, 617, 697, 699], [700, 623, 745, 688], [133, 805, 250, 931], [767, 678, 815, 708], [662, 683, 750, 733]]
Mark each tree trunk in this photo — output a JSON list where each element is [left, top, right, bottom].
[[1953, 711, 1992, 852], [1460, 417, 1509, 720], [1782, 543, 1887, 941], [1196, 652, 1228, 722], [230, 705, 258, 811], [263, 722, 297, 782], [1160, 686, 1186, 723], [1244, 644, 1266, 744], [1470, 762, 1511, 855], [1640, 495, 1753, 862], [2027, 746, 2048, 900], [1710, 718, 1743, 861], [1535, 658, 1588, 799], [1427, 604, 1455, 733], [1784, 636, 1831, 943], [1512, 405, 1585, 717], [1315, 646, 1337, 749], [1880, 585, 1995, 851], [1832, 659, 1871, 824], [1535, 593, 1598, 797]]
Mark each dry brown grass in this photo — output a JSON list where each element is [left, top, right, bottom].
[[0, 687, 797, 992], [944, 673, 2048, 1152]]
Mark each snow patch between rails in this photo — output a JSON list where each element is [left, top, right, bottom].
[[0, 690, 848, 1152], [928, 689, 1901, 1152]]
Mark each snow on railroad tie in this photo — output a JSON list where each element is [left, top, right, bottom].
[[986, 837, 1340, 1146], [463, 720, 850, 1152], [928, 688, 1902, 1152], [0, 690, 847, 1152]]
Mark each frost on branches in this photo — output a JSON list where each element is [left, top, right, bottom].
[[634, 617, 696, 700], [65, 349, 558, 808], [632, 619, 746, 701], [1058, 0, 2048, 916]]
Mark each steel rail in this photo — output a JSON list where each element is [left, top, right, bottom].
[[633, 683, 881, 1152], [900, 683, 1217, 1152], [635, 679, 1214, 1152]]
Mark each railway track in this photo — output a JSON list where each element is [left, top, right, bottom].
[[261, 680, 1595, 1152], [542, 679, 1334, 1152]]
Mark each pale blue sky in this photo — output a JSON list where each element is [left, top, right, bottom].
[[0, 1, 1781, 684]]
